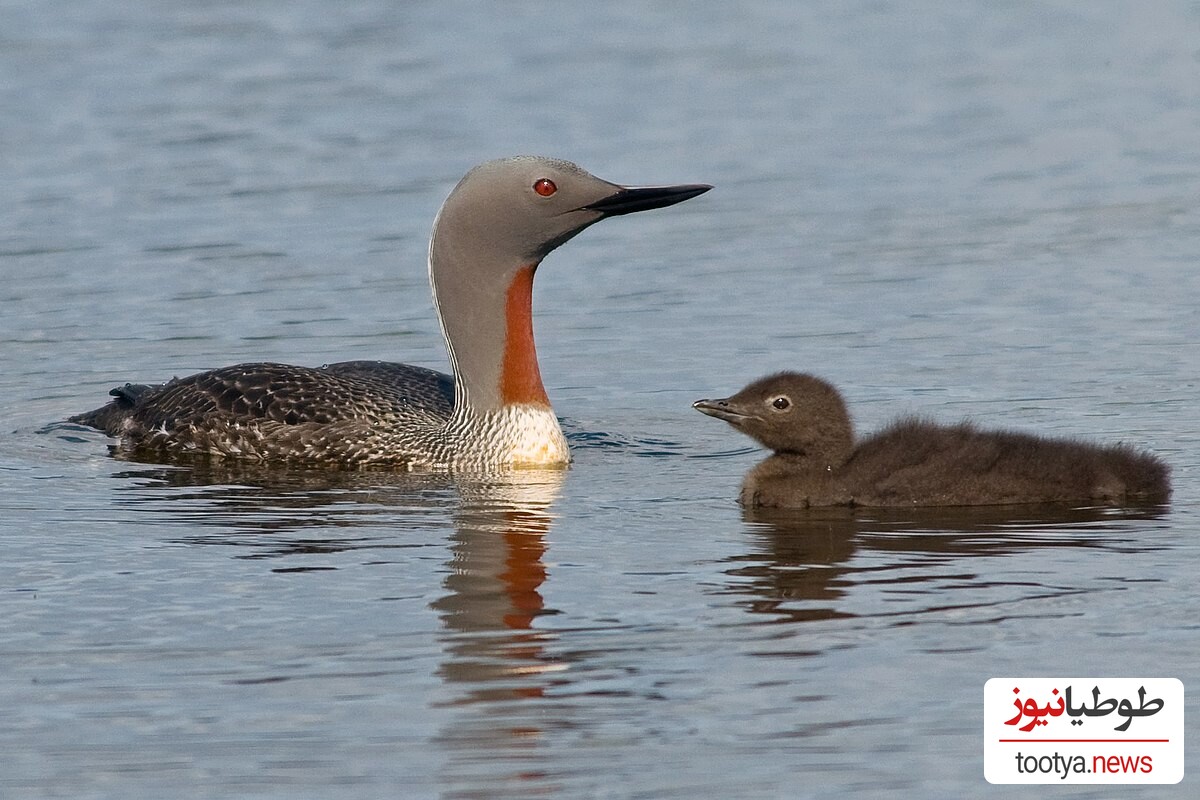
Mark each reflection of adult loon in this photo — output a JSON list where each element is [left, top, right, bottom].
[[694, 372, 1171, 508], [72, 157, 709, 469]]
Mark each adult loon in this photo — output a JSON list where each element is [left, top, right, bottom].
[[72, 157, 710, 469]]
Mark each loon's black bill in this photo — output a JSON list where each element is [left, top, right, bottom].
[[693, 398, 747, 424], [586, 183, 712, 217]]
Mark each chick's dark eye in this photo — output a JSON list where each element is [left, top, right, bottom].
[[533, 178, 557, 197], [771, 396, 790, 411]]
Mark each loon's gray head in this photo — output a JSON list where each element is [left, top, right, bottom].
[[429, 156, 711, 412]]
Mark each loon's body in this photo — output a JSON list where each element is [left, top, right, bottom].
[[71, 157, 709, 469], [76, 361, 468, 468], [694, 372, 1171, 508]]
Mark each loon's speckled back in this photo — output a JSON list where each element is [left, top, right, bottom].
[[74, 361, 456, 466], [71, 157, 710, 469]]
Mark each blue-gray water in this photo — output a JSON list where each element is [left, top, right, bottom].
[[3, 2, 1198, 798]]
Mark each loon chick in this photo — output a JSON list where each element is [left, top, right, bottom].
[[693, 372, 1171, 508], [72, 157, 710, 469]]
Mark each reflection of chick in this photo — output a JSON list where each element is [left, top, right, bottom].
[[694, 372, 1171, 509]]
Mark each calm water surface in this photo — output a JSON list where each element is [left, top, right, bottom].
[[3, 2, 1199, 798]]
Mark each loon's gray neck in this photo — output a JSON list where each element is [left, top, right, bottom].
[[429, 231, 547, 418]]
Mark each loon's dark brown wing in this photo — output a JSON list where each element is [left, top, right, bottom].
[[71, 360, 455, 439]]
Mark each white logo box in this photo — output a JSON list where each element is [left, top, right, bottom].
[[984, 677, 1183, 784]]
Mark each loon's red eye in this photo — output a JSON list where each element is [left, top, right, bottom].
[[533, 178, 557, 197]]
